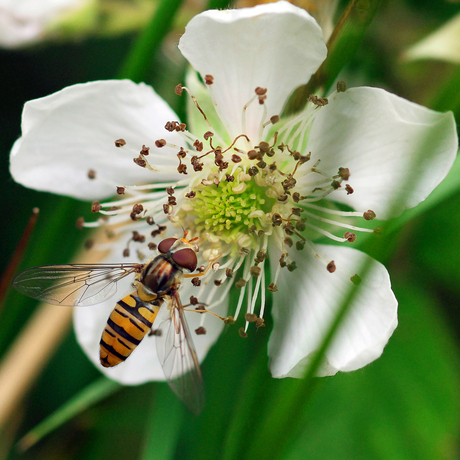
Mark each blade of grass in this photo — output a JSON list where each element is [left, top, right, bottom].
[[16, 377, 121, 452]]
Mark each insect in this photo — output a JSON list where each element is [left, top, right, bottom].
[[13, 232, 217, 414]]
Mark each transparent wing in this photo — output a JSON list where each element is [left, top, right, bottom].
[[156, 292, 205, 414], [13, 264, 143, 306]]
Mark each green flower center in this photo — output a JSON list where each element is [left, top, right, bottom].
[[183, 173, 276, 246]]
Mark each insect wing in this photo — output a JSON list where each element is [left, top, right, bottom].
[[156, 293, 205, 414], [13, 264, 142, 306]]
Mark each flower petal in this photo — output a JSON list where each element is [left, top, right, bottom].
[[10, 80, 183, 201], [268, 244, 398, 378], [179, 1, 326, 141], [73, 243, 227, 385], [307, 87, 457, 219]]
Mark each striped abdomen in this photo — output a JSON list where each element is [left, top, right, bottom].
[[100, 292, 161, 367]]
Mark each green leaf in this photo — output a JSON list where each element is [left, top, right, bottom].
[[17, 377, 121, 452], [283, 280, 460, 460]]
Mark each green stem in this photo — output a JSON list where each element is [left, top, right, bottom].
[[117, 0, 184, 82]]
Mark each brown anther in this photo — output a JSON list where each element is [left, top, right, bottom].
[[226, 174, 234, 182], [130, 212, 138, 221], [295, 240, 305, 251], [292, 192, 300, 203], [204, 74, 214, 85], [351, 274, 362, 285], [76, 217, 84, 229], [327, 261, 336, 273], [272, 213, 283, 226], [279, 254, 287, 268], [116, 186, 125, 195], [258, 141, 270, 153], [148, 242, 157, 250], [140, 145, 150, 156], [175, 84, 183, 95], [270, 115, 280, 124], [178, 148, 186, 159], [277, 195, 288, 203], [247, 150, 258, 160], [268, 282, 278, 292], [255, 249, 267, 262], [168, 196, 177, 205], [338, 167, 350, 180], [91, 201, 101, 213], [115, 138, 126, 147], [191, 277, 201, 287], [132, 231, 146, 243], [295, 221, 306, 232], [190, 296, 199, 305], [214, 280, 222, 286], [155, 139, 166, 148], [123, 248, 130, 257], [225, 268, 233, 278], [224, 316, 236, 325], [193, 140, 203, 152], [232, 154, 242, 163], [248, 166, 259, 176], [373, 226, 383, 234], [363, 210, 376, 221], [165, 187, 174, 196], [250, 266, 261, 277], [235, 278, 247, 288], [331, 180, 341, 190], [163, 204, 172, 214], [337, 80, 347, 92], [132, 204, 143, 215], [284, 237, 293, 247], [178, 123, 186, 132], [178, 164, 187, 174], [87, 169, 96, 179], [345, 184, 354, 195], [185, 191, 196, 198], [245, 313, 257, 322], [146, 216, 155, 225], [255, 87, 267, 96], [344, 232, 356, 242], [255, 318, 265, 329], [195, 327, 207, 335], [287, 261, 297, 272], [204, 131, 213, 140], [239, 328, 248, 338], [134, 157, 146, 168]]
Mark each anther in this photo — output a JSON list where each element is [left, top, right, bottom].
[[132, 204, 143, 215], [256, 318, 265, 329], [344, 232, 357, 242], [190, 296, 198, 305], [338, 167, 350, 180], [87, 169, 96, 179], [239, 328, 248, 338], [351, 274, 362, 285], [185, 191, 196, 198], [140, 145, 150, 156], [204, 131, 213, 140], [115, 138, 126, 147], [337, 80, 347, 92], [123, 248, 130, 257], [250, 266, 261, 277], [327, 261, 336, 273], [148, 242, 157, 250], [268, 282, 278, 292], [191, 277, 201, 287], [232, 154, 242, 163], [345, 184, 354, 195], [214, 280, 222, 286], [287, 261, 297, 272], [91, 201, 101, 213], [248, 166, 259, 176], [224, 316, 236, 325], [134, 157, 146, 168], [245, 313, 257, 322], [284, 237, 293, 247], [363, 210, 376, 221], [175, 84, 183, 95], [204, 75, 214, 85], [226, 268, 233, 278], [270, 115, 280, 124], [155, 139, 166, 148], [76, 217, 84, 229], [235, 279, 247, 288], [195, 327, 207, 335], [116, 186, 125, 195], [146, 216, 155, 225]]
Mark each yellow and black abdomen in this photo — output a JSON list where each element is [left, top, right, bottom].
[[100, 292, 161, 367]]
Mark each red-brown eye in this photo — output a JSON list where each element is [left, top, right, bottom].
[[158, 238, 177, 254], [172, 248, 197, 272]]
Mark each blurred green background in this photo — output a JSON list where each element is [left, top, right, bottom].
[[1, 0, 460, 459]]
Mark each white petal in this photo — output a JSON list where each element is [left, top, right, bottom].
[[268, 244, 398, 378], [307, 87, 457, 219], [73, 243, 227, 385], [10, 80, 183, 201], [179, 1, 326, 141]]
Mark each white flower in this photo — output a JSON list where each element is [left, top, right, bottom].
[[10, 1, 457, 384], [0, 0, 89, 49]]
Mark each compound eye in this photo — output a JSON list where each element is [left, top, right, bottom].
[[158, 238, 177, 254], [172, 248, 197, 272]]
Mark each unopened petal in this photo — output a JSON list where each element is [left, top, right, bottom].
[[10, 80, 182, 201], [179, 1, 326, 141], [307, 87, 457, 219], [268, 244, 398, 378]]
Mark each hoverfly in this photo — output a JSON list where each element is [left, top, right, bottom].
[[13, 232, 216, 414]]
